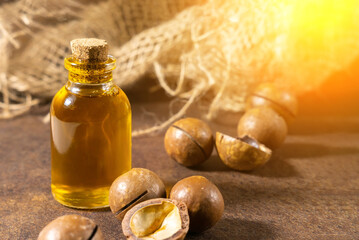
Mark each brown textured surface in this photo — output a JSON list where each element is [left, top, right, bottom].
[[1, 66, 359, 239]]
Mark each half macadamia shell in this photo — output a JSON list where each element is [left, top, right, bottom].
[[216, 132, 272, 171], [122, 198, 189, 240]]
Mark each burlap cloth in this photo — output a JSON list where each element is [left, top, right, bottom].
[[0, 0, 358, 135]]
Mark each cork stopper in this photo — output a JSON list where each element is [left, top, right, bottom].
[[70, 38, 108, 62]]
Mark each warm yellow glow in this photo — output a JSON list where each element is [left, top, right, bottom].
[[295, 0, 356, 29], [290, 0, 358, 54], [279, 0, 359, 91]]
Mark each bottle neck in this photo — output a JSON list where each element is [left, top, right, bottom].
[[64, 55, 116, 84], [66, 80, 116, 97], [68, 71, 113, 84]]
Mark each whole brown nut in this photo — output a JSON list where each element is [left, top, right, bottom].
[[38, 215, 104, 240], [216, 132, 272, 171], [170, 176, 224, 233], [122, 198, 189, 240], [237, 107, 287, 149], [109, 168, 166, 220], [164, 118, 213, 167], [246, 82, 298, 122]]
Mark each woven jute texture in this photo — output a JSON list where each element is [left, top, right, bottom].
[[1, 0, 358, 135]]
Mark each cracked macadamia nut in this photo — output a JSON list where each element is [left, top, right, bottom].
[[170, 176, 224, 233], [237, 107, 287, 149], [246, 82, 298, 122], [109, 168, 166, 220], [164, 118, 214, 167], [216, 132, 272, 171], [122, 198, 189, 240], [38, 215, 104, 240]]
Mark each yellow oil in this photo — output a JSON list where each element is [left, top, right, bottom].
[[50, 56, 131, 209]]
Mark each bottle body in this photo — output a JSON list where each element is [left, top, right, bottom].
[[50, 57, 131, 209]]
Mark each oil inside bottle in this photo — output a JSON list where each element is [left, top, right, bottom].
[[50, 52, 131, 209]]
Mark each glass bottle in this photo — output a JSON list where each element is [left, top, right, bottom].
[[50, 39, 131, 209]]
